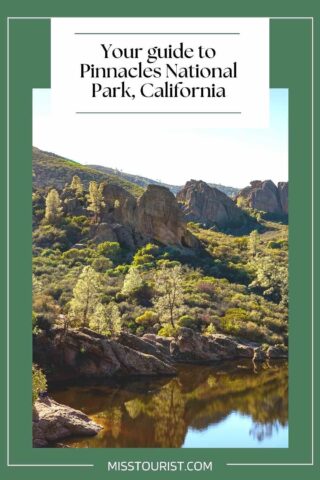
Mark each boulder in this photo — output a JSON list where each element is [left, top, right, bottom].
[[267, 344, 288, 359], [177, 180, 249, 228], [144, 329, 256, 364], [90, 223, 118, 243], [101, 183, 137, 225], [33, 397, 102, 447], [237, 180, 288, 215], [137, 185, 186, 245], [96, 183, 199, 249]]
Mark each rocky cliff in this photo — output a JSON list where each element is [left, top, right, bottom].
[[93, 183, 199, 249], [177, 180, 250, 229], [237, 180, 288, 215]]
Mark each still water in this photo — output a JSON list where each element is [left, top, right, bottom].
[[51, 361, 288, 448]]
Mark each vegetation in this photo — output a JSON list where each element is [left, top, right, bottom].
[[32, 364, 47, 404], [32, 174, 288, 347]]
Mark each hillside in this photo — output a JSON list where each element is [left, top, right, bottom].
[[89, 164, 240, 197], [32, 147, 144, 197]]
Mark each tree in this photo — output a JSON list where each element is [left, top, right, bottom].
[[248, 230, 259, 257], [89, 301, 122, 335], [153, 264, 184, 327], [250, 257, 288, 306], [69, 266, 103, 327], [106, 301, 122, 335], [89, 302, 107, 334], [87, 181, 105, 222], [44, 189, 63, 224], [121, 267, 143, 297], [70, 175, 83, 196]]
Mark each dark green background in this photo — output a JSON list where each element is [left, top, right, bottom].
[[1, 1, 318, 479]]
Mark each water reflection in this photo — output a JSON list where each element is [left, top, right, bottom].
[[51, 361, 288, 448]]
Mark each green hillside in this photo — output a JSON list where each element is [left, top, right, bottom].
[[32, 147, 144, 197]]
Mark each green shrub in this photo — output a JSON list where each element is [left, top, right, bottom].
[[32, 364, 47, 404], [97, 241, 121, 261], [136, 326, 145, 336], [135, 310, 158, 325], [158, 324, 177, 337], [204, 323, 217, 335], [178, 315, 199, 330]]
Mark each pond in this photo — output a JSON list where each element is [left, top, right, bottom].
[[50, 360, 288, 448]]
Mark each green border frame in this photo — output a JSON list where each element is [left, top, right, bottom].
[[1, 1, 318, 479]]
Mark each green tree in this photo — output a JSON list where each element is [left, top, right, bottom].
[[87, 181, 105, 223], [248, 229, 259, 257], [44, 189, 63, 224], [121, 267, 143, 297], [89, 301, 122, 335], [89, 302, 106, 334], [153, 264, 184, 327], [250, 257, 288, 306], [69, 266, 103, 327], [70, 175, 83, 196], [106, 301, 122, 335]]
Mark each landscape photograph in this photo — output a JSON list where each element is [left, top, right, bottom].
[[32, 89, 288, 448]]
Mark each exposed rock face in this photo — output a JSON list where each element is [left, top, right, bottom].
[[278, 182, 288, 214], [33, 328, 176, 382], [137, 185, 194, 246], [91, 223, 118, 244], [168, 329, 255, 363], [97, 183, 199, 249], [101, 183, 136, 225], [124, 329, 287, 364], [267, 344, 288, 359], [34, 328, 288, 385], [237, 180, 288, 215], [177, 180, 249, 228], [33, 398, 102, 447]]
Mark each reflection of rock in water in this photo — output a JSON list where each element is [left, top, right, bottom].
[[51, 361, 288, 448], [250, 422, 280, 442]]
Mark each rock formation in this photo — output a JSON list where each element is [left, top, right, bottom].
[[278, 182, 288, 215], [237, 180, 288, 215], [33, 327, 176, 382], [33, 397, 102, 447], [177, 180, 249, 228], [33, 328, 287, 384], [94, 183, 199, 249]]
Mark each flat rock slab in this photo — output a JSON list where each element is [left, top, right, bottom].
[[33, 398, 102, 447]]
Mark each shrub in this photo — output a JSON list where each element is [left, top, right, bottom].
[[204, 323, 216, 335], [178, 315, 199, 330], [32, 364, 47, 404], [135, 310, 158, 326], [33, 225, 69, 250], [197, 280, 216, 298], [158, 324, 177, 337], [132, 253, 155, 267], [136, 326, 146, 336], [97, 241, 121, 261], [92, 257, 113, 272]]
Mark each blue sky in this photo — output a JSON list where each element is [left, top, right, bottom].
[[33, 89, 288, 188]]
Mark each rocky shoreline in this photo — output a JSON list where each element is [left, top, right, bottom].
[[34, 326, 287, 383], [33, 327, 287, 447], [33, 397, 102, 447]]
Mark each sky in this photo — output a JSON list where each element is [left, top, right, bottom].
[[32, 88, 288, 188]]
